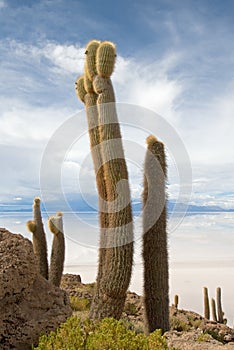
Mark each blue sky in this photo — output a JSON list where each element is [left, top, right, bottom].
[[0, 0, 234, 209]]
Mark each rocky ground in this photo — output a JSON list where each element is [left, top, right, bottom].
[[61, 274, 234, 350]]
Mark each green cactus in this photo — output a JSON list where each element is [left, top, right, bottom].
[[216, 287, 224, 323], [211, 297, 218, 322], [142, 135, 169, 334], [26, 197, 48, 279], [203, 287, 210, 320], [48, 212, 65, 287]]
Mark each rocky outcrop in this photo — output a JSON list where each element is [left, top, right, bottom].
[[0, 228, 72, 350]]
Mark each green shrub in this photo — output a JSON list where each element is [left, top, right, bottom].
[[33, 317, 179, 350], [69, 296, 90, 311], [196, 332, 211, 342]]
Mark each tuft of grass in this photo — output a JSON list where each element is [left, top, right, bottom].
[[170, 316, 190, 332], [196, 332, 211, 342], [69, 296, 90, 311]]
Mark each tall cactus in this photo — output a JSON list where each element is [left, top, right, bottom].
[[142, 135, 169, 334], [203, 287, 210, 319], [75, 40, 110, 317], [48, 212, 65, 287], [75, 40, 134, 320], [26, 197, 48, 279]]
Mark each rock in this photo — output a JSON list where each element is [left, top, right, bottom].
[[0, 228, 72, 350]]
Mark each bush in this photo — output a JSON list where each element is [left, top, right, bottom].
[[33, 317, 179, 350]]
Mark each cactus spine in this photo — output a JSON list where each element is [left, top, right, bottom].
[[142, 135, 169, 334], [211, 297, 218, 322], [26, 197, 48, 279], [203, 287, 210, 319], [216, 287, 224, 323], [75, 40, 133, 320], [48, 212, 65, 287]]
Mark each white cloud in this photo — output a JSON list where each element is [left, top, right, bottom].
[[0, 39, 233, 209]]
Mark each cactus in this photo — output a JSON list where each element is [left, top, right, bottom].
[[203, 287, 210, 319], [142, 135, 169, 334], [216, 287, 224, 323], [75, 40, 133, 320], [211, 297, 218, 322], [174, 295, 179, 309], [26, 197, 48, 279], [90, 41, 133, 320], [75, 41, 110, 317], [48, 212, 65, 287]]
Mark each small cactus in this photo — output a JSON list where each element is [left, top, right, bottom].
[[26, 197, 48, 279], [211, 297, 218, 322], [48, 212, 65, 287], [216, 287, 224, 323], [174, 295, 179, 309], [203, 287, 210, 320]]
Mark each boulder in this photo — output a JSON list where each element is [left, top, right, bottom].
[[0, 228, 72, 350]]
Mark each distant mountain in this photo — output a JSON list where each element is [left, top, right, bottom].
[[0, 196, 233, 213]]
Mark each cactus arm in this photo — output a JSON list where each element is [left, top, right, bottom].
[[142, 136, 169, 334]]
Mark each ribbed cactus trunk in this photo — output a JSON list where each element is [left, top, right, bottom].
[[75, 40, 134, 320], [203, 287, 210, 319], [142, 136, 169, 334], [211, 297, 218, 322], [48, 212, 65, 287], [26, 197, 48, 279], [216, 287, 224, 323]]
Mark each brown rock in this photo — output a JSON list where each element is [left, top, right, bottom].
[[0, 228, 72, 350]]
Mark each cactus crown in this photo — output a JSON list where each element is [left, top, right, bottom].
[[34, 197, 41, 206], [27, 220, 37, 233], [75, 76, 87, 102], [85, 39, 101, 80], [96, 41, 116, 78], [48, 215, 63, 235], [146, 135, 158, 146]]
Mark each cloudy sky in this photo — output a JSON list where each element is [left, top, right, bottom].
[[0, 0, 234, 210]]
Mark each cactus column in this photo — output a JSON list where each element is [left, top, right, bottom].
[[142, 136, 169, 334], [48, 212, 65, 287], [75, 40, 110, 317], [203, 287, 210, 320], [216, 287, 224, 323], [75, 40, 134, 320], [26, 197, 48, 279], [90, 41, 133, 319]]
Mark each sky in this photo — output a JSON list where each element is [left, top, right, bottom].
[[0, 0, 234, 210]]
